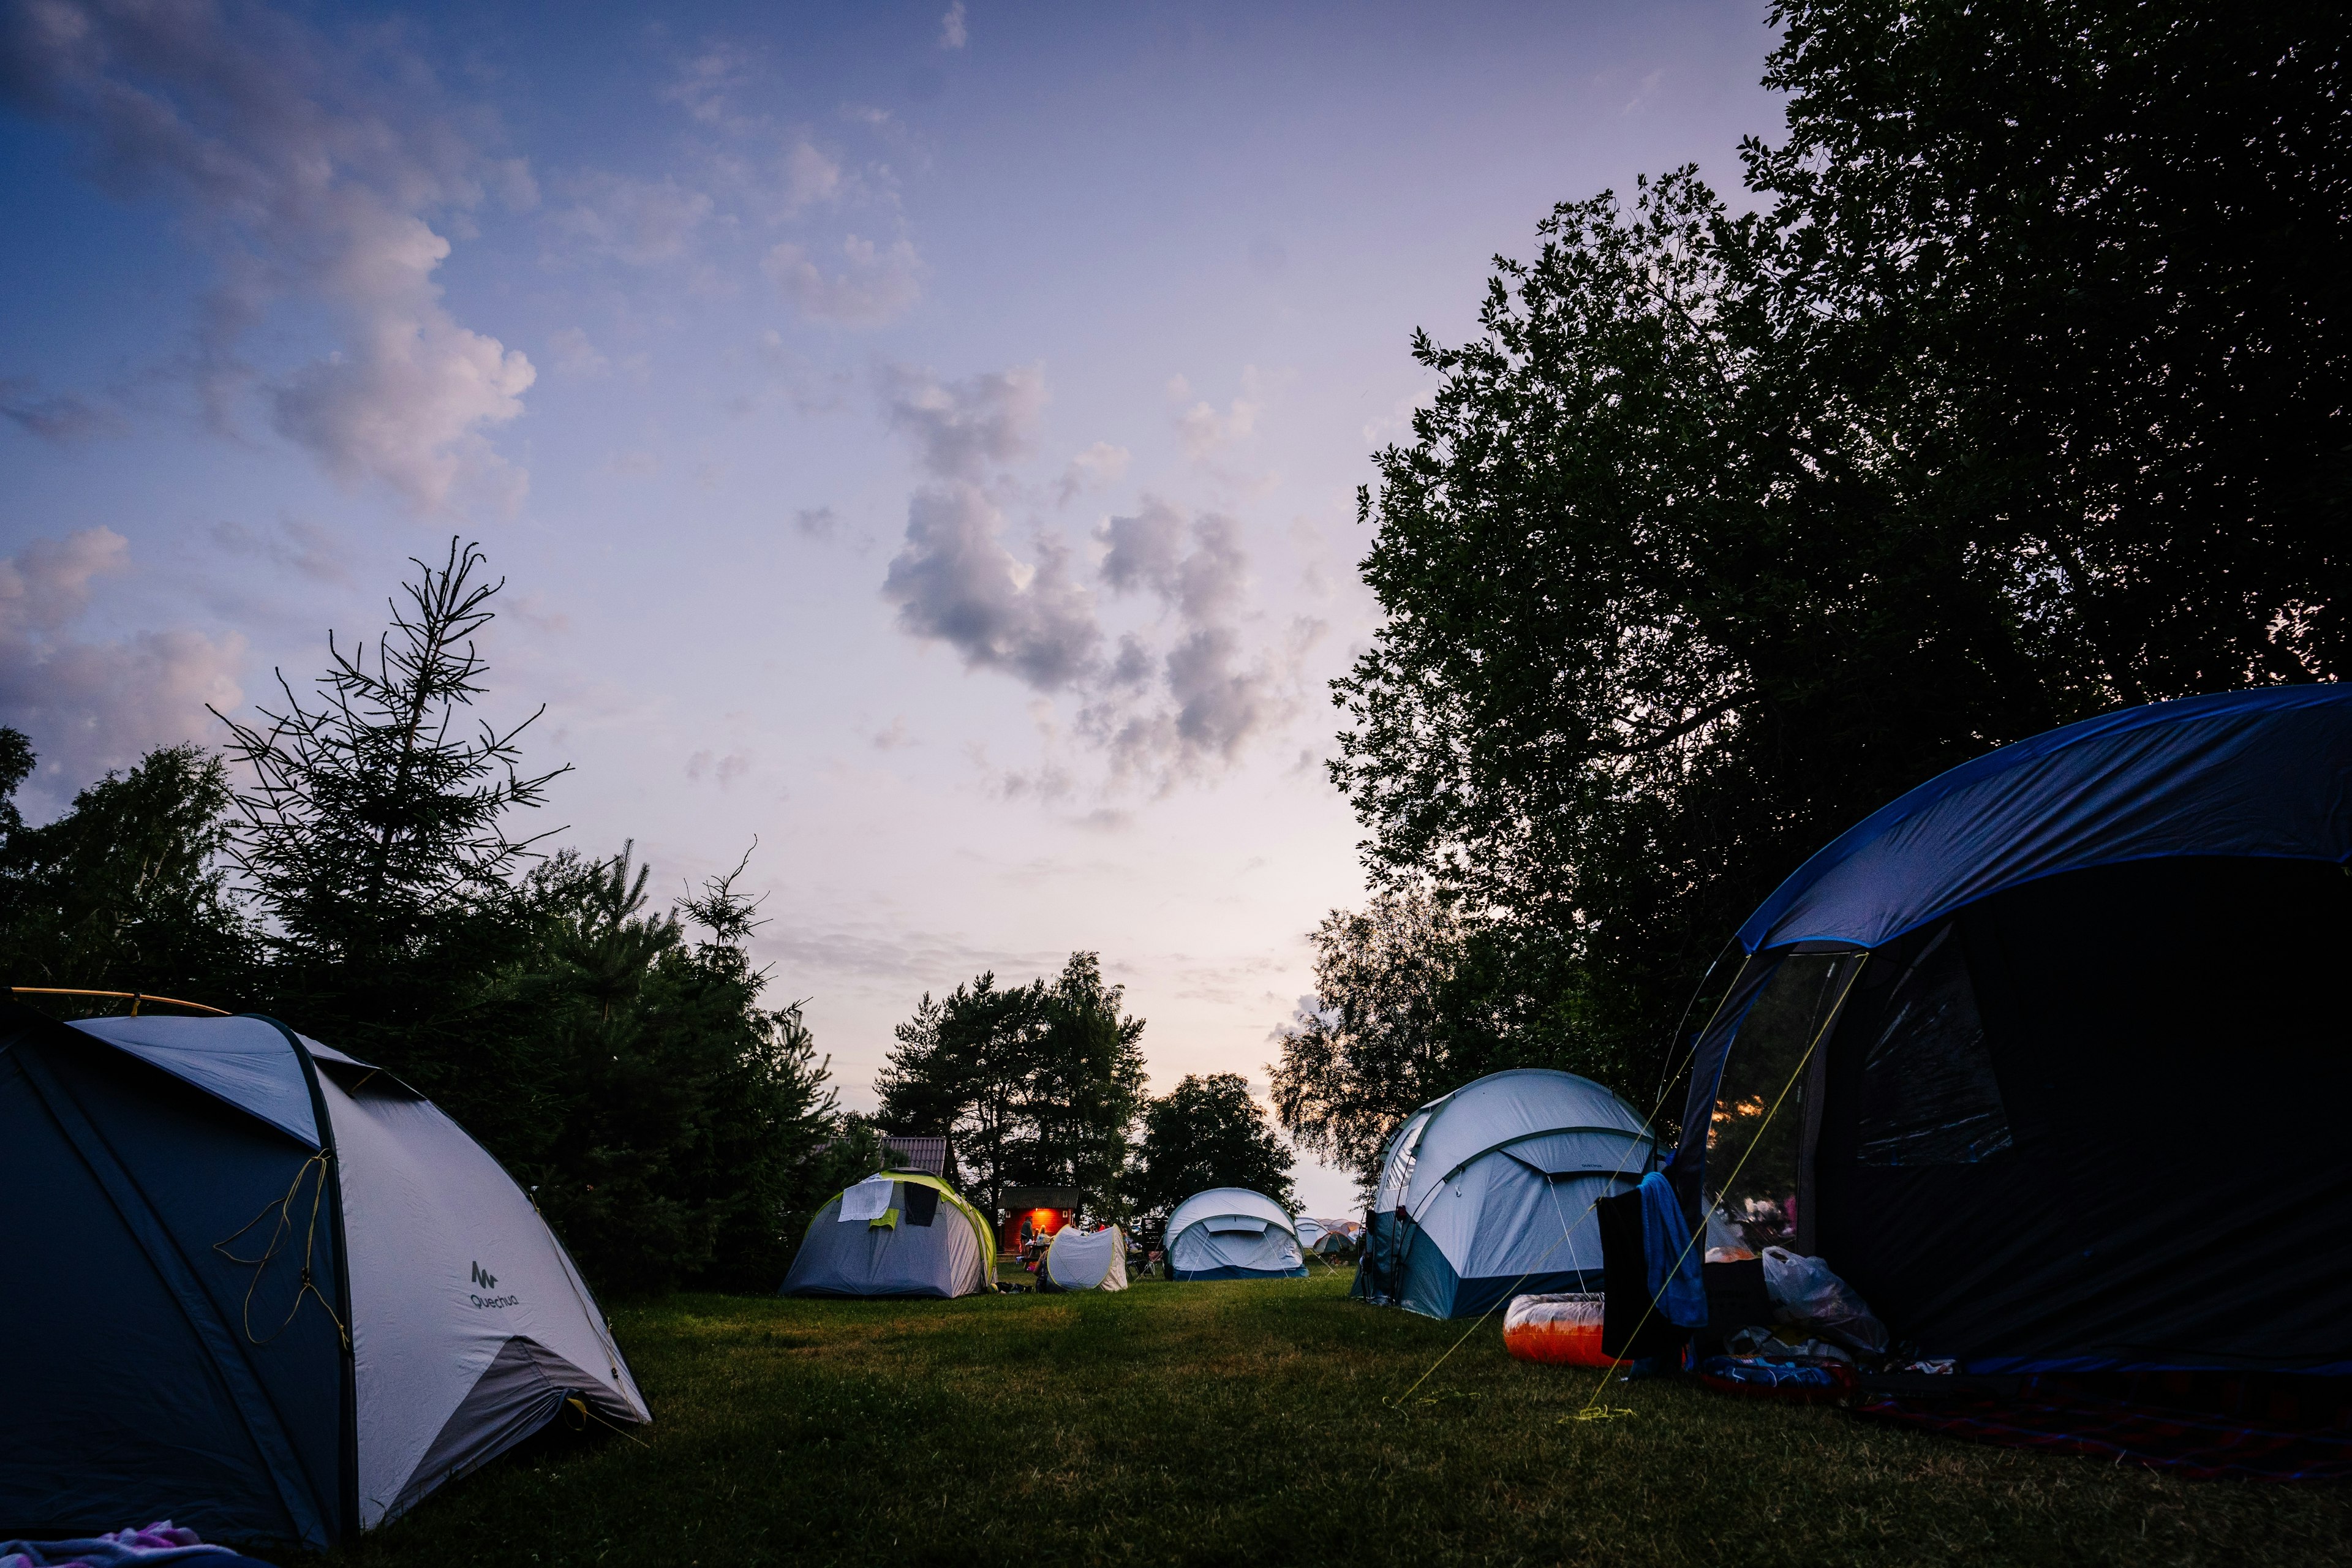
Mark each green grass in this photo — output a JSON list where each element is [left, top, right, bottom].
[[314, 1272, 2352, 1567]]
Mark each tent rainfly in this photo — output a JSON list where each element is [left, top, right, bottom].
[[780, 1172, 995, 1298], [1040, 1224, 1129, 1292], [1352, 1069, 1657, 1319], [1673, 685, 2352, 1373], [1164, 1187, 1308, 1280], [0, 1007, 649, 1550]]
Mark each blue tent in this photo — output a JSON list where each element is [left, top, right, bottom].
[[0, 1006, 649, 1548], [1351, 1069, 1655, 1319], [1667, 686, 2352, 1373], [1164, 1188, 1308, 1280]]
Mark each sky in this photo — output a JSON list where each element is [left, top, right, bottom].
[[0, 0, 1782, 1215]]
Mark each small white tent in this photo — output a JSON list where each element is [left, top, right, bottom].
[[1164, 1187, 1308, 1280], [1041, 1224, 1128, 1291], [1351, 1068, 1655, 1319]]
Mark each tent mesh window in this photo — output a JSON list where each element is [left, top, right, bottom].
[[1708, 953, 1859, 1253], [902, 1182, 941, 1227], [1856, 922, 2012, 1166]]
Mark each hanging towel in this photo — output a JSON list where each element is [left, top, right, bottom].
[[1638, 1172, 1709, 1329]]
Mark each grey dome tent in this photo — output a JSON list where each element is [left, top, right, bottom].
[[0, 1006, 649, 1551], [1164, 1188, 1307, 1280], [1352, 1069, 1657, 1319], [1040, 1224, 1128, 1291], [1667, 686, 2352, 1373], [780, 1172, 994, 1298]]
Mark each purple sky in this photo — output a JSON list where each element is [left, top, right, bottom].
[[0, 0, 1782, 1212]]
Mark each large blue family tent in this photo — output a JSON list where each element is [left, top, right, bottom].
[[0, 1006, 650, 1550], [1352, 1069, 1656, 1319], [1667, 685, 2352, 1373]]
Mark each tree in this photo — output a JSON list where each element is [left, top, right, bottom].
[[481, 846, 851, 1292], [0, 735, 256, 1007], [1131, 1073, 1295, 1234], [876, 951, 1147, 1223], [212, 538, 567, 1058], [1333, 3, 2350, 1102], [1270, 889, 1468, 1198]]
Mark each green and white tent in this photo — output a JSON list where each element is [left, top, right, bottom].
[[780, 1172, 995, 1298]]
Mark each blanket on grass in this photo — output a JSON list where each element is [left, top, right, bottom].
[[1854, 1372, 2352, 1483], [0, 1522, 273, 1568]]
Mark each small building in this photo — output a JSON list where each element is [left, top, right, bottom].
[[1000, 1185, 1081, 1251]]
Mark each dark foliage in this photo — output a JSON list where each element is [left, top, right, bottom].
[[0, 544, 854, 1296], [0, 737, 258, 1008], [1129, 1072, 1295, 1237], [876, 952, 1147, 1224], [1328, 1, 2350, 1133]]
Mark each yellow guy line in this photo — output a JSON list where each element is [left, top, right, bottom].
[[1568, 956, 1866, 1423]]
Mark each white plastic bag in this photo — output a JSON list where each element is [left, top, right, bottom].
[[1758, 1245, 1888, 1355]]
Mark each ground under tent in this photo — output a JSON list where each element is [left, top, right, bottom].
[[0, 1006, 649, 1550], [1354, 1069, 1657, 1319], [1164, 1188, 1308, 1280], [1039, 1224, 1128, 1291], [1667, 685, 2352, 1380], [781, 1172, 996, 1298]]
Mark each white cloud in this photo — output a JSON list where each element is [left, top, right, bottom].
[[1055, 440, 1129, 505], [1168, 371, 1262, 462], [764, 235, 924, 326], [0, 0, 536, 512], [879, 361, 1047, 481], [938, 2, 969, 50], [0, 530, 245, 800]]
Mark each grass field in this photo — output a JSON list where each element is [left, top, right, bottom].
[[312, 1270, 2352, 1568]]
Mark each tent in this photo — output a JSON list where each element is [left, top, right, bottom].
[[1164, 1188, 1308, 1280], [1352, 1069, 1657, 1319], [1667, 685, 2352, 1373], [780, 1172, 995, 1298], [0, 1006, 649, 1550], [1040, 1224, 1129, 1292]]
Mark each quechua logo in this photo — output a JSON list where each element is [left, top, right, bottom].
[[468, 1261, 518, 1309]]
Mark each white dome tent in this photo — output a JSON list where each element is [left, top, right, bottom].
[[1164, 1187, 1308, 1280], [1352, 1069, 1656, 1319], [1040, 1224, 1129, 1291]]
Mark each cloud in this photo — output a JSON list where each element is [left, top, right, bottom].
[[0, 0, 535, 511], [684, 747, 753, 786], [662, 41, 755, 127], [879, 361, 1046, 480], [1099, 499, 1246, 620], [553, 172, 715, 265], [0, 530, 244, 799], [881, 481, 1099, 691], [794, 505, 839, 540], [1081, 503, 1297, 783], [763, 235, 922, 325], [938, 2, 969, 50], [1055, 440, 1129, 505], [775, 136, 844, 216], [1168, 372, 1261, 462], [546, 326, 609, 377], [0, 377, 123, 442], [209, 516, 354, 586]]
